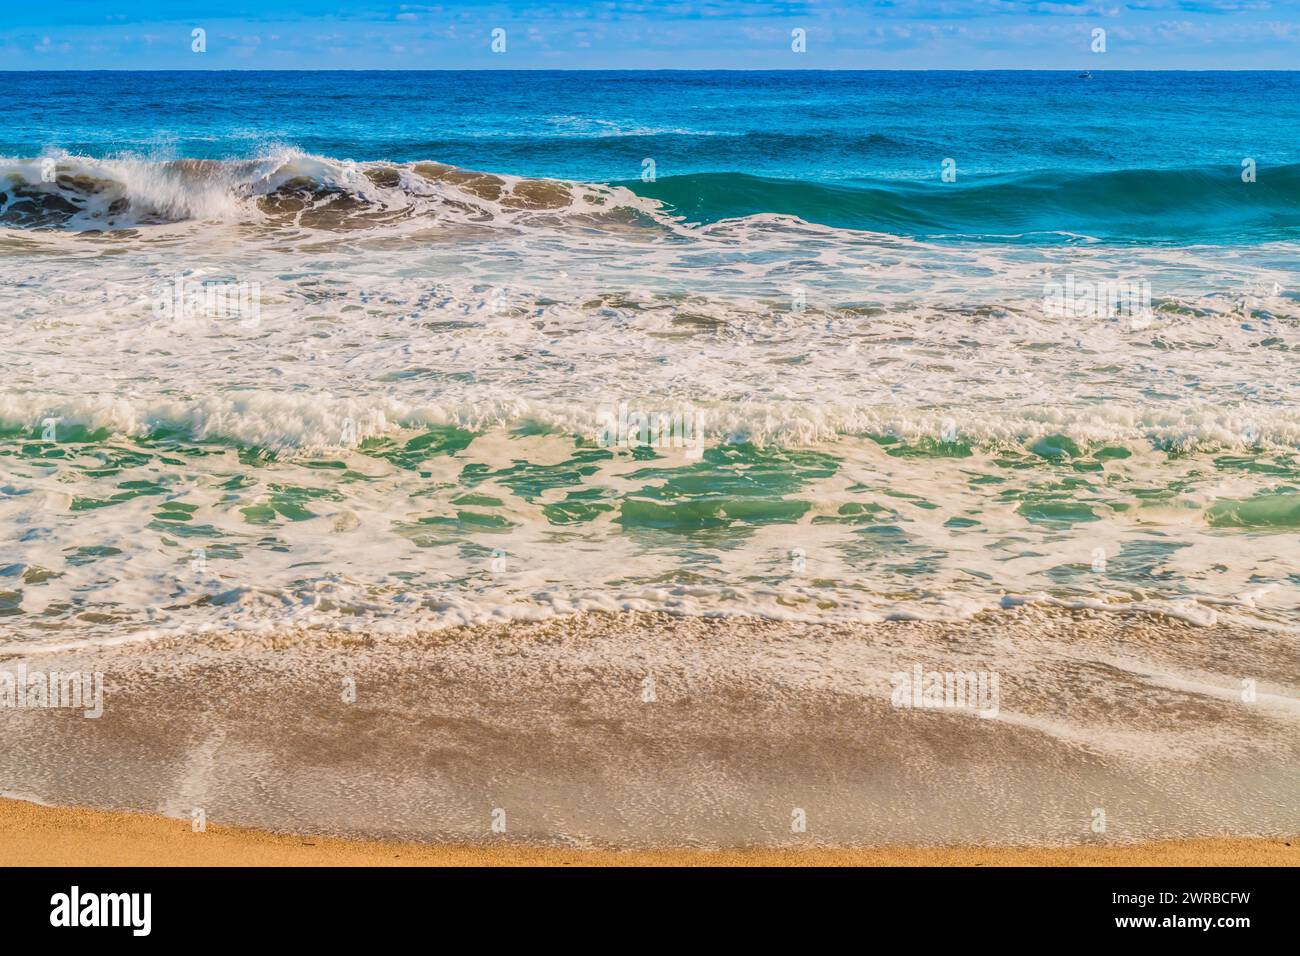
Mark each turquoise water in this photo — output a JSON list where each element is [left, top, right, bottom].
[[0, 71, 1297, 642], [3, 71, 1300, 241]]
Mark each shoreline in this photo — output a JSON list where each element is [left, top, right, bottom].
[[2, 608, 1296, 850], [1, 798, 1294, 867]]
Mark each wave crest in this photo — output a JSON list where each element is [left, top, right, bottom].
[[6, 152, 1299, 241], [632, 164, 1300, 242], [0, 150, 663, 232]]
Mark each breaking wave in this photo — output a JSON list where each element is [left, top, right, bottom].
[[0, 150, 662, 232], [5, 151, 1299, 242]]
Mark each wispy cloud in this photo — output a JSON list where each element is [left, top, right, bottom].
[[0, 0, 1296, 67]]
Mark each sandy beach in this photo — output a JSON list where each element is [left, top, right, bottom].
[[1, 796, 1293, 867], [4, 55, 1300, 888], [1, 607, 1296, 860]]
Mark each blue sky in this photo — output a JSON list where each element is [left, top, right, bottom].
[[1, 1, 1297, 69]]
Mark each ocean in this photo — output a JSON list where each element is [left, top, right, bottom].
[[1, 70, 1298, 647]]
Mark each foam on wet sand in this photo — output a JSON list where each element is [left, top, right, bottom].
[[1, 607, 1294, 854]]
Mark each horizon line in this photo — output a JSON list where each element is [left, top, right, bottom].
[[2, 67, 1297, 73]]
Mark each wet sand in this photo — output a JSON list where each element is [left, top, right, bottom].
[[0, 608, 1296, 855]]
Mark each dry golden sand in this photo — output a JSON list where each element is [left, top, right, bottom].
[[1, 798, 1294, 867]]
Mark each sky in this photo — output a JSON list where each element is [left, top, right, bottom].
[[0, 1, 1297, 70]]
